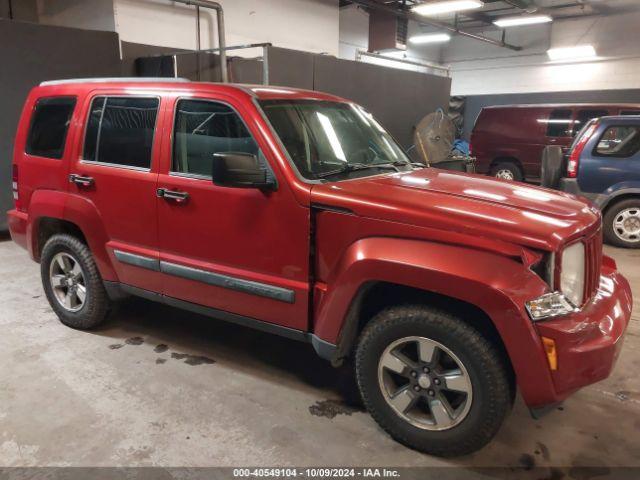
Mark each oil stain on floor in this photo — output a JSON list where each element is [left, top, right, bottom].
[[308, 399, 363, 419], [170, 352, 216, 366], [107, 337, 216, 366]]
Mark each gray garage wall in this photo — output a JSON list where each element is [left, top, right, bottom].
[[462, 89, 640, 140], [1, 30, 449, 231], [134, 45, 452, 151], [0, 19, 121, 231], [313, 54, 451, 148]]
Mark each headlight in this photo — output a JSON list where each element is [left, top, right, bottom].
[[525, 242, 585, 321], [560, 242, 585, 306], [526, 292, 578, 320]]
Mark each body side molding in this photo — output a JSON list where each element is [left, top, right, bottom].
[[114, 250, 160, 271], [111, 250, 295, 303], [103, 281, 335, 357], [160, 261, 295, 303]]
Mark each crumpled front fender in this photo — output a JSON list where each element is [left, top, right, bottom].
[[313, 237, 557, 407]]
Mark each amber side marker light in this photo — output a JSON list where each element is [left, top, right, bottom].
[[542, 337, 558, 371]]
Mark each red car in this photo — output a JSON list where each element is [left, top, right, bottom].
[[471, 103, 640, 182], [8, 79, 632, 456]]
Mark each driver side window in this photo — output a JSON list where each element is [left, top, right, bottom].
[[172, 99, 259, 177]]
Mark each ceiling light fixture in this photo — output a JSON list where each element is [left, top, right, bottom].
[[547, 44, 597, 61], [409, 33, 452, 44], [412, 0, 484, 17], [493, 14, 553, 28]]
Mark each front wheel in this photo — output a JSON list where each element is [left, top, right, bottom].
[[604, 198, 640, 248], [355, 305, 512, 457]]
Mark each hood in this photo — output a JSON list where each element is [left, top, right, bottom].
[[310, 168, 600, 251]]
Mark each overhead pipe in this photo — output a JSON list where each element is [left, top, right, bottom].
[[351, 0, 522, 51], [195, 5, 201, 80], [501, 0, 539, 13], [171, 0, 228, 82]]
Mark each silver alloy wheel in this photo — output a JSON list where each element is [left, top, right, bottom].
[[613, 207, 640, 243], [378, 336, 473, 431], [49, 252, 87, 312], [495, 169, 515, 180]]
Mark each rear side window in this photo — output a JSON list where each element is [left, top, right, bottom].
[[172, 99, 258, 177], [595, 126, 640, 157], [621, 110, 640, 116], [83, 96, 159, 169], [545, 109, 573, 137], [574, 109, 609, 132], [26, 96, 76, 159]]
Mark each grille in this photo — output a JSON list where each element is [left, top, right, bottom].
[[584, 227, 603, 302]]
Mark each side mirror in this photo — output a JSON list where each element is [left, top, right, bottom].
[[211, 152, 277, 190]]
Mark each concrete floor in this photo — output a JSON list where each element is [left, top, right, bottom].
[[0, 238, 638, 469]]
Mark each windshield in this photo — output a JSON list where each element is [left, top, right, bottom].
[[259, 100, 411, 181]]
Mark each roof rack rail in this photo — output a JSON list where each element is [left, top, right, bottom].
[[40, 77, 190, 87]]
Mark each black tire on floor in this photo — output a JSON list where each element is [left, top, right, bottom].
[[490, 161, 523, 182], [355, 305, 512, 457], [603, 198, 640, 248], [540, 146, 563, 189], [40, 233, 111, 329]]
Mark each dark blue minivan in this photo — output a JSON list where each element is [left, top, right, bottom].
[[560, 115, 640, 248]]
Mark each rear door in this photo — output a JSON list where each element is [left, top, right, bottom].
[[580, 123, 640, 193], [514, 108, 548, 178], [68, 91, 164, 292]]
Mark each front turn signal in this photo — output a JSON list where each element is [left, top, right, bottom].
[[542, 337, 558, 371]]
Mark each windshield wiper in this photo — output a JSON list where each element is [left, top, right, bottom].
[[390, 160, 426, 169], [314, 162, 399, 179]]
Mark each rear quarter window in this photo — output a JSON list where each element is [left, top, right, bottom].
[[26, 96, 77, 159]]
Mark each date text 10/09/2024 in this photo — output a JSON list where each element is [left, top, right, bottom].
[[233, 468, 401, 478]]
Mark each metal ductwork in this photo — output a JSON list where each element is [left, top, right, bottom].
[[502, 0, 539, 13], [351, 0, 522, 51], [171, 0, 228, 82]]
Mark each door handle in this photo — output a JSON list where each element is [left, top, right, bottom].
[[69, 174, 94, 187], [157, 188, 190, 203]]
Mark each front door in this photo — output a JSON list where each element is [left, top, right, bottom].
[[68, 92, 164, 292], [156, 94, 310, 331]]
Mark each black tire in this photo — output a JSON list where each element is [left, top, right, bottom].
[[490, 161, 523, 182], [540, 146, 563, 189], [603, 198, 640, 248], [355, 305, 511, 457], [41, 234, 111, 329]]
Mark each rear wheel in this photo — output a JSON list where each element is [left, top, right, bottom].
[[41, 234, 111, 329], [604, 198, 640, 248], [355, 305, 511, 457], [490, 161, 523, 182]]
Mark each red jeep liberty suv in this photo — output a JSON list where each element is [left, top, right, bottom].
[[8, 79, 632, 456]]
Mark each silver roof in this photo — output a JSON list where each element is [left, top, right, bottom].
[[40, 77, 189, 87]]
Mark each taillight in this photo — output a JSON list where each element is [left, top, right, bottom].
[[468, 141, 473, 156], [567, 123, 597, 178], [12, 164, 21, 210]]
